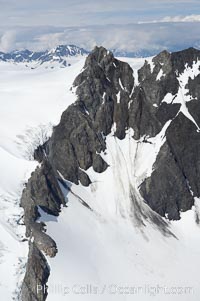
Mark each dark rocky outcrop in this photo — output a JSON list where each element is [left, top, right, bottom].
[[140, 141, 194, 220], [187, 75, 200, 100], [72, 46, 134, 139], [171, 47, 200, 74], [137, 48, 200, 218], [21, 243, 50, 301], [166, 104, 200, 197], [31, 223, 57, 257], [128, 50, 180, 139], [21, 160, 65, 236], [20, 160, 62, 300]]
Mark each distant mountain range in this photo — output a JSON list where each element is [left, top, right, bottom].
[[0, 44, 161, 68], [0, 45, 89, 67], [2, 44, 200, 69]]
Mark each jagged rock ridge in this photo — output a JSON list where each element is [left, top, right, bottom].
[[20, 46, 200, 300]]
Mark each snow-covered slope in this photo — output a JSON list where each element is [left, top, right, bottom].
[[42, 130, 200, 301], [0, 58, 85, 299]]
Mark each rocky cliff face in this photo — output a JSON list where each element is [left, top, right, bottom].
[[20, 46, 200, 300]]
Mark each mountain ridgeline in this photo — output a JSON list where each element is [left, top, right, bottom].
[[0, 45, 89, 66], [0, 45, 158, 67], [20, 46, 200, 300]]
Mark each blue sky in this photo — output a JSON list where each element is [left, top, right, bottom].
[[0, 0, 200, 53]]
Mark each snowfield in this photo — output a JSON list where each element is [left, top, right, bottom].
[[43, 131, 200, 301], [0, 58, 84, 299], [0, 56, 200, 301]]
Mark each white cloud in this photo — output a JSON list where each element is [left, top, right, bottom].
[[139, 14, 200, 24], [35, 32, 65, 50], [29, 25, 158, 52], [0, 30, 16, 52], [161, 14, 200, 22], [0, 21, 200, 54]]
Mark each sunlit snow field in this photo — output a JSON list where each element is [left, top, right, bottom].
[[0, 58, 85, 299]]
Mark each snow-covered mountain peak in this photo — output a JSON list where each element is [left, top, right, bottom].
[[0, 44, 89, 69], [47, 44, 88, 56]]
